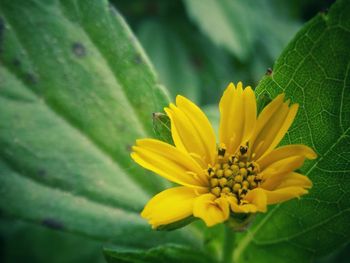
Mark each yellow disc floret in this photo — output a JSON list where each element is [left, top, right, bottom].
[[208, 144, 260, 203]]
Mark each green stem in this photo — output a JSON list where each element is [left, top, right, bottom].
[[222, 224, 235, 263]]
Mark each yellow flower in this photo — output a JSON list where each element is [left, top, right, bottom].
[[131, 82, 317, 228]]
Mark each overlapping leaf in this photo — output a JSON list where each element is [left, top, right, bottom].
[[234, 0, 350, 262], [0, 0, 200, 249]]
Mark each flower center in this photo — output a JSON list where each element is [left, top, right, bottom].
[[207, 144, 261, 203]]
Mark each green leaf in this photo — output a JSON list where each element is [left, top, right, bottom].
[[0, 219, 105, 263], [137, 19, 200, 102], [103, 244, 216, 263], [155, 216, 197, 232], [234, 0, 350, 262], [183, 0, 300, 61], [152, 112, 173, 145], [316, 242, 350, 263], [183, 0, 252, 61], [0, 0, 200, 248]]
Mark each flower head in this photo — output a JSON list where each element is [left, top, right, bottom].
[[131, 82, 316, 228]]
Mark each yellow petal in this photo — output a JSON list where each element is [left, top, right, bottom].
[[165, 97, 216, 166], [260, 171, 289, 190], [163, 108, 185, 151], [259, 155, 306, 181], [131, 139, 208, 188], [264, 103, 299, 156], [219, 82, 257, 154], [242, 86, 257, 143], [250, 94, 285, 149], [244, 188, 267, 212], [257, 144, 317, 170], [229, 199, 258, 213], [176, 95, 217, 165], [141, 186, 206, 228], [215, 197, 231, 219], [193, 194, 229, 226], [250, 94, 299, 159], [219, 83, 243, 154], [228, 188, 267, 213], [261, 165, 313, 191], [251, 100, 291, 158], [275, 172, 312, 189], [165, 105, 203, 154], [262, 187, 309, 205]]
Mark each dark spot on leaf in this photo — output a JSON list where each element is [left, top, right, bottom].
[[191, 54, 203, 70], [42, 218, 64, 230], [37, 169, 47, 177], [134, 54, 142, 64], [145, 1, 159, 15], [266, 68, 273, 76], [0, 17, 4, 53], [12, 58, 21, 67], [125, 144, 132, 152], [72, 42, 86, 57], [26, 73, 39, 84], [204, 238, 211, 245]]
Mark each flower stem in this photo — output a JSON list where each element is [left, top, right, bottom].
[[222, 224, 235, 263]]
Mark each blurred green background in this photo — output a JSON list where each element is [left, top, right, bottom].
[[2, 0, 347, 262], [115, 0, 334, 105]]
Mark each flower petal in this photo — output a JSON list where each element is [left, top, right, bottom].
[[228, 188, 267, 213], [193, 193, 229, 226], [257, 144, 317, 170], [244, 188, 267, 212], [229, 199, 258, 213], [175, 95, 217, 165], [141, 186, 206, 228], [250, 94, 299, 159], [276, 172, 312, 189], [262, 187, 309, 205], [165, 96, 216, 166], [268, 103, 298, 154], [219, 82, 257, 154], [219, 83, 240, 152], [260, 172, 288, 190], [242, 86, 257, 143], [260, 155, 305, 177], [131, 139, 208, 188], [250, 94, 285, 153], [261, 171, 312, 191]]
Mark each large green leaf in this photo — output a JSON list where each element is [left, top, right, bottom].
[[183, 0, 300, 62], [0, 219, 105, 263], [103, 244, 215, 263], [316, 242, 350, 263], [234, 0, 350, 262], [0, 0, 201, 248]]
